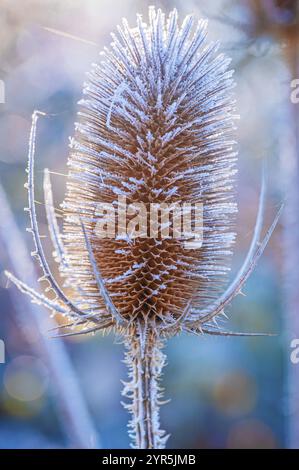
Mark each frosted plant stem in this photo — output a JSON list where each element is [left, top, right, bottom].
[[123, 322, 168, 449]]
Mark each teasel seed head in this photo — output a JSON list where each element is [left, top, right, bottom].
[[62, 7, 238, 334]]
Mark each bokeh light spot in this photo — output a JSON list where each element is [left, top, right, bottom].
[[4, 355, 49, 402]]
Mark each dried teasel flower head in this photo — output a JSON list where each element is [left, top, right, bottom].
[[62, 6, 238, 333], [6, 6, 282, 449]]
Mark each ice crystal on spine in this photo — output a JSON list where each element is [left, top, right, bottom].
[[6, 7, 282, 449]]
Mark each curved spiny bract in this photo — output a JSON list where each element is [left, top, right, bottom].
[[62, 7, 237, 332]]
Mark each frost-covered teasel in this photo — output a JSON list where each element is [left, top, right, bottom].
[[6, 7, 282, 449]]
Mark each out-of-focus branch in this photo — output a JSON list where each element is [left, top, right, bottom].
[[0, 182, 100, 449]]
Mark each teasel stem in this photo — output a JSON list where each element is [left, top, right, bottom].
[[122, 322, 168, 449]]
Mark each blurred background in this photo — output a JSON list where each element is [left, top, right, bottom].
[[0, 0, 298, 449]]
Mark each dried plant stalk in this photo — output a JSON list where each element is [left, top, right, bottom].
[[62, 7, 237, 447], [5, 7, 282, 449], [123, 323, 167, 448]]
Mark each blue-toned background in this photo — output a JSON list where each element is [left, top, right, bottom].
[[0, 0, 297, 449]]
